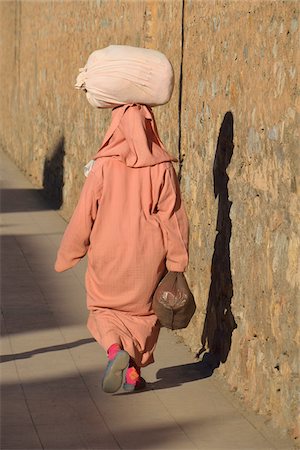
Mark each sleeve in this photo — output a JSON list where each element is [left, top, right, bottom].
[[54, 170, 102, 272], [157, 165, 189, 272]]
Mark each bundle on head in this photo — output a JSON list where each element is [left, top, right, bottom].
[[75, 45, 174, 109]]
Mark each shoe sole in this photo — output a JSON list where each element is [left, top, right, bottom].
[[102, 351, 130, 393]]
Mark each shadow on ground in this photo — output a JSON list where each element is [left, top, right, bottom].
[[1, 136, 65, 213], [114, 352, 220, 396], [149, 351, 220, 390], [0, 338, 95, 363], [1, 369, 208, 450]]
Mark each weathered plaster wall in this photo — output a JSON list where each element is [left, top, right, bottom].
[[0, 0, 182, 217], [178, 1, 299, 442], [0, 0, 299, 442]]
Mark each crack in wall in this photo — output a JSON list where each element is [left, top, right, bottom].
[[178, 0, 185, 183]]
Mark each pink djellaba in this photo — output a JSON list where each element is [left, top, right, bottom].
[[55, 103, 189, 372]]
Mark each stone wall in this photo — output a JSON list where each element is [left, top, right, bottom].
[[0, 0, 299, 442], [178, 1, 299, 443], [0, 0, 182, 216]]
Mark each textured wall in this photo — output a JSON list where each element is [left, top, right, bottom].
[[0, 0, 182, 217], [0, 0, 299, 442], [178, 0, 299, 442]]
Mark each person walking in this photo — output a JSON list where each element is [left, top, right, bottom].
[[55, 46, 189, 393]]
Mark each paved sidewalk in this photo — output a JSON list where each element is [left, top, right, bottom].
[[0, 151, 294, 450]]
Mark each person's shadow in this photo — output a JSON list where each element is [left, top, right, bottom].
[[118, 112, 237, 394], [153, 112, 236, 390], [197, 111, 237, 365], [114, 352, 221, 395]]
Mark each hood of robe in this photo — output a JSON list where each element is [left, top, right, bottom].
[[93, 104, 177, 168]]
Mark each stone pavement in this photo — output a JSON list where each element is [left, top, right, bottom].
[[0, 151, 294, 450]]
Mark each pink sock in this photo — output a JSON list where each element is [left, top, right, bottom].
[[107, 343, 121, 361], [125, 366, 141, 385]]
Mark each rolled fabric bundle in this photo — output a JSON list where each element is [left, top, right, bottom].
[[75, 45, 174, 108]]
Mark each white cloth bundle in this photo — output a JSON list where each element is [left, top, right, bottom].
[[75, 45, 174, 108]]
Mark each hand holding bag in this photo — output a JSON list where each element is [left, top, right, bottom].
[[153, 272, 196, 330]]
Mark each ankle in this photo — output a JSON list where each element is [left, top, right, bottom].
[[126, 366, 141, 385], [107, 343, 121, 361]]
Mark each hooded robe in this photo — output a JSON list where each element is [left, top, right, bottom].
[[55, 104, 189, 366]]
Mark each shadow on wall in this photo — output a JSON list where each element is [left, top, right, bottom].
[[197, 111, 237, 365], [0, 137, 65, 213], [42, 136, 65, 209]]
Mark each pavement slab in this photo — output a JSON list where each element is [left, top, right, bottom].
[[0, 151, 294, 450]]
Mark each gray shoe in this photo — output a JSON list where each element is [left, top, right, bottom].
[[102, 351, 130, 393]]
